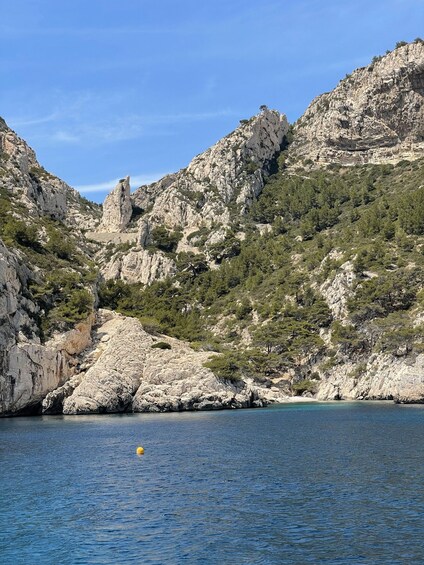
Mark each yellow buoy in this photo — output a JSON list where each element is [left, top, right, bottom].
[[136, 446, 144, 455]]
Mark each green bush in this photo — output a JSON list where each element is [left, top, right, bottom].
[[348, 270, 421, 322], [151, 341, 172, 350], [45, 226, 75, 259], [2, 218, 39, 249], [398, 186, 424, 235], [49, 288, 93, 325], [150, 225, 182, 253], [204, 352, 244, 382], [331, 321, 367, 353], [31, 270, 93, 335], [98, 279, 132, 310]]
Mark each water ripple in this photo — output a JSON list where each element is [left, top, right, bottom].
[[1, 403, 424, 564]]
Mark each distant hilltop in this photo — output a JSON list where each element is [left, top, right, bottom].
[[289, 39, 424, 166]]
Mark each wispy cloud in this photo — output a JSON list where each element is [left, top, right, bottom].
[[7, 112, 60, 127], [75, 173, 168, 194], [8, 105, 237, 146], [141, 109, 237, 125], [52, 130, 80, 143]]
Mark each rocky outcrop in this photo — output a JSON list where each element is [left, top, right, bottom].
[[98, 176, 132, 232], [290, 41, 424, 166], [53, 310, 290, 415], [0, 118, 100, 415], [319, 260, 356, 320], [0, 238, 94, 414], [0, 118, 100, 230], [63, 314, 150, 414], [1, 317, 94, 416], [102, 248, 176, 284], [131, 109, 288, 232], [316, 353, 424, 403], [96, 109, 288, 283]]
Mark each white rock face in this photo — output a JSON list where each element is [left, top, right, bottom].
[[63, 315, 150, 414], [290, 42, 424, 166], [316, 353, 424, 403], [60, 310, 290, 414], [98, 109, 288, 284], [0, 238, 93, 413], [320, 261, 356, 320], [131, 109, 288, 234], [0, 118, 100, 230], [0, 238, 94, 414], [99, 176, 132, 232], [102, 248, 176, 284]]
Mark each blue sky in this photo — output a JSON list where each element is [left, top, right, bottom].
[[1, 0, 423, 202]]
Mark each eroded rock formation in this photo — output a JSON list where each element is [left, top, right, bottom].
[[98, 176, 132, 232], [316, 353, 424, 403], [42, 310, 291, 415], [0, 239, 94, 414], [290, 41, 424, 166], [102, 248, 176, 285], [0, 118, 100, 230], [132, 108, 288, 231], [95, 109, 289, 283]]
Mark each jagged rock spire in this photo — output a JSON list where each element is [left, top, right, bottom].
[[99, 176, 133, 232]]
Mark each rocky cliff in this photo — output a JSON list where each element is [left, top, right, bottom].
[[42, 309, 290, 415], [1, 42, 424, 416], [0, 118, 101, 415], [98, 176, 132, 232], [315, 352, 424, 403], [0, 239, 94, 414], [131, 108, 288, 228], [95, 108, 288, 283], [289, 40, 424, 166], [0, 118, 100, 229]]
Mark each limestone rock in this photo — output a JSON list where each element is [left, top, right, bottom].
[[102, 247, 176, 284], [99, 176, 132, 232], [138, 219, 151, 247], [63, 316, 151, 414], [42, 375, 84, 415], [316, 353, 424, 402], [0, 238, 94, 414], [320, 260, 356, 320], [131, 109, 288, 237], [290, 41, 424, 166], [61, 310, 290, 415], [95, 109, 288, 284], [0, 118, 100, 229]]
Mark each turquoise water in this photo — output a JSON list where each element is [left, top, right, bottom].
[[1, 402, 424, 564]]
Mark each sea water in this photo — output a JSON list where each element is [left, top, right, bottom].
[[1, 402, 424, 564]]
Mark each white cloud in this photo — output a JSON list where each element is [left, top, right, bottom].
[[7, 101, 237, 146], [141, 109, 237, 125], [7, 112, 59, 127], [52, 131, 80, 143], [75, 173, 168, 194]]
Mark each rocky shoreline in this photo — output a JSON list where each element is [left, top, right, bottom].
[[2, 308, 423, 418], [0, 309, 290, 417]]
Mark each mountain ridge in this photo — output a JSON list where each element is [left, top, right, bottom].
[[0, 40, 423, 415], [289, 40, 424, 167]]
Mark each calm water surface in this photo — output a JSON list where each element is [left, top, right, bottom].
[[1, 402, 424, 564]]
